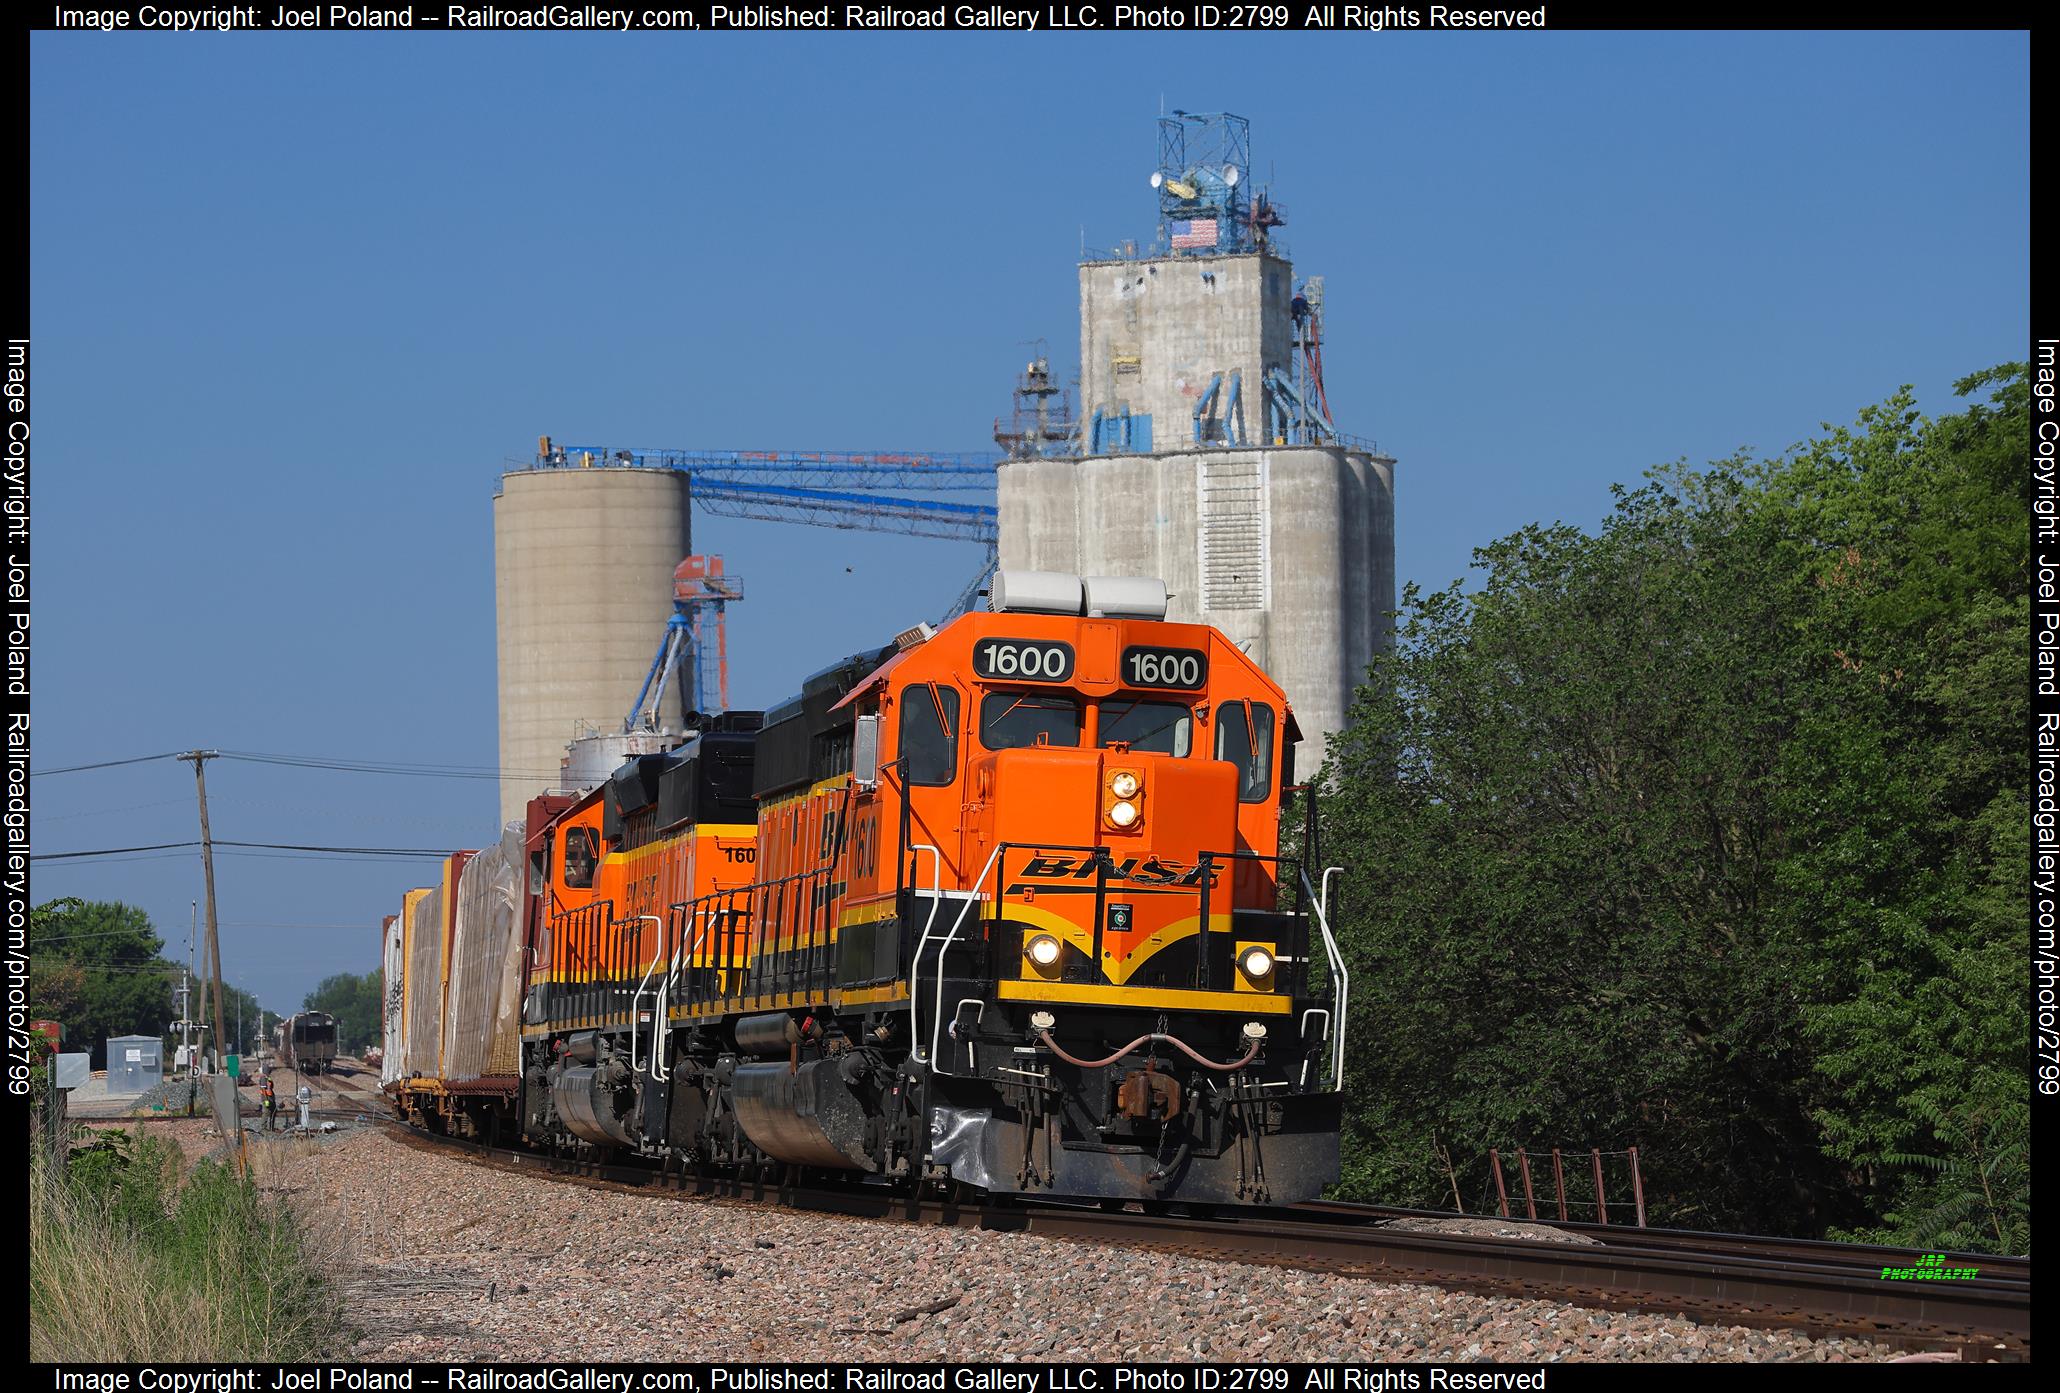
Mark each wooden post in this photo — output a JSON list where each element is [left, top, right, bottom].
[[1552, 1147, 1568, 1221], [1629, 1146, 1647, 1228], [1490, 1148, 1510, 1218], [1592, 1147, 1608, 1225], [43, 1081, 67, 1172], [1516, 1149, 1537, 1221], [180, 752, 229, 1078], [181, 751, 246, 1176], [1436, 1136, 1466, 1213]]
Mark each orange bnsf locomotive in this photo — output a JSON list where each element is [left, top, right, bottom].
[[385, 572, 1348, 1206]]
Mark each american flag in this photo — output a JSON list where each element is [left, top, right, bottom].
[[1170, 218, 1219, 250]]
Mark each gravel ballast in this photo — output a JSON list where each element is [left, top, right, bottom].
[[262, 1126, 1913, 1364]]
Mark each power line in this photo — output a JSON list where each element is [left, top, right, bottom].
[[32, 839, 451, 864], [28, 929, 167, 945], [31, 841, 199, 861], [221, 920, 392, 930], [33, 747, 564, 782], [219, 750, 562, 781], [31, 752, 184, 777], [221, 840, 450, 858]]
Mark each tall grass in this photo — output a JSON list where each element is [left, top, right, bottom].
[[29, 1126, 347, 1361]]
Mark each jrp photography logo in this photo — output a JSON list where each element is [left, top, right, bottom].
[[1880, 1253, 1982, 1281]]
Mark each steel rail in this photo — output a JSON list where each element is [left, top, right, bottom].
[[1290, 1199, 2033, 1282]]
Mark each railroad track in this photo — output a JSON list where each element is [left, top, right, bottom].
[[363, 1115, 2029, 1358], [1295, 1198, 2032, 1284]]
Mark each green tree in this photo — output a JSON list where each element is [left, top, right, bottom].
[[1759, 368, 2030, 1249], [31, 901, 177, 1069], [302, 971, 382, 1054], [1321, 368, 2029, 1251]]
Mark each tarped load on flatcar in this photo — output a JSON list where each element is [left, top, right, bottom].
[[442, 821, 526, 1082], [380, 911, 407, 1087], [402, 881, 446, 1079]]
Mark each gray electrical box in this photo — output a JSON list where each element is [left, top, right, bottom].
[[104, 1035, 162, 1095]]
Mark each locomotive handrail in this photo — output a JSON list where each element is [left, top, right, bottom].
[[628, 915, 664, 1079], [652, 906, 710, 1084], [902, 841, 952, 1067], [1300, 866, 1349, 1089], [1321, 866, 1343, 923], [547, 898, 614, 1027], [1296, 1009, 1331, 1090], [926, 878, 992, 1076]]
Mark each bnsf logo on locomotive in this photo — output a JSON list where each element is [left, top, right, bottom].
[[1005, 854, 1221, 895]]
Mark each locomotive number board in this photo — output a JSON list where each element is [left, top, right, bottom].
[[973, 638, 1077, 683], [1121, 645, 1209, 691]]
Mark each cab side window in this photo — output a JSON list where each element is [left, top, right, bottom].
[[898, 683, 961, 786], [562, 826, 599, 889], [1215, 701, 1275, 803]]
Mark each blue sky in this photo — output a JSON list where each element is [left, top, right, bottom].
[[29, 30, 2029, 1013]]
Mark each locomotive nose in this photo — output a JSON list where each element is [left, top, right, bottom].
[[1095, 749, 1239, 855]]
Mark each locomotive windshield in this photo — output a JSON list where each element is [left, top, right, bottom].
[[979, 692, 1081, 751], [898, 683, 961, 785], [1098, 699, 1193, 756]]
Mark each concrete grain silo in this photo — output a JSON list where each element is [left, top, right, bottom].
[[493, 461, 692, 824], [998, 113, 1397, 776]]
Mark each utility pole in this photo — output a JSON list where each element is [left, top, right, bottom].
[[180, 750, 246, 1172], [185, 901, 197, 1078], [178, 752, 228, 1077]]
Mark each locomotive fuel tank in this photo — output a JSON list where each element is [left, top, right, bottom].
[[733, 1012, 804, 1057], [551, 1052, 639, 1148], [731, 1057, 877, 1170]]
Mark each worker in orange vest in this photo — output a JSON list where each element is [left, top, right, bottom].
[[259, 1070, 277, 1132]]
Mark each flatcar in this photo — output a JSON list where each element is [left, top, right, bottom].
[[277, 1010, 339, 1075], [385, 572, 1348, 1206]]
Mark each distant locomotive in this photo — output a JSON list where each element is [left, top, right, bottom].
[[276, 1011, 339, 1075], [384, 573, 1348, 1206]]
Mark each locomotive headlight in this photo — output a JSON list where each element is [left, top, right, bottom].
[[1239, 946, 1275, 980], [1108, 800, 1140, 828], [1027, 934, 1063, 967], [1109, 771, 1140, 799]]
